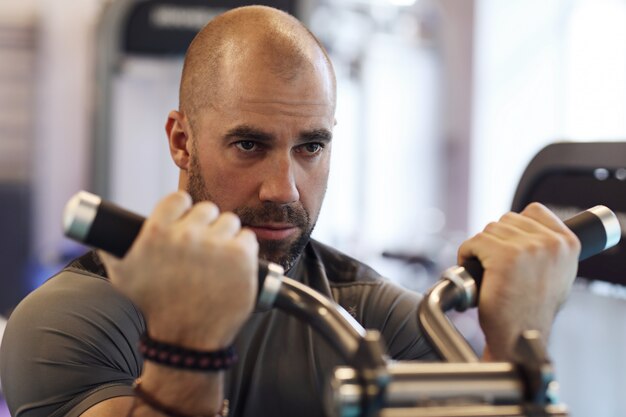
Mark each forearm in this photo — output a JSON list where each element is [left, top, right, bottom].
[[81, 363, 225, 417], [124, 324, 233, 417], [132, 363, 224, 416]]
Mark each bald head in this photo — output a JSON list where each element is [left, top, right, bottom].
[[179, 6, 336, 127]]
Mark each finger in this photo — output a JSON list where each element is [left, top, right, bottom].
[[235, 228, 259, 256], [520, 202, 571, 235], [497, 211, 549, 234], [208, 212, 242, 238], [457, 232, 508, 266], [482, 220, 527, 241], [179, 201, 220, 229], [506, 204, 578, 249], [149, 191, 193, 225], [498, 210, 568, 243], [522, 203, 581, 255]]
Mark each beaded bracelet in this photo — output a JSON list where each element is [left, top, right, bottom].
[[139, 333, 238, 371], [133, 379, 229, 417]]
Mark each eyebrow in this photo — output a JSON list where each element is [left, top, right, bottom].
[[224, 125, 274, 143], [224, 125, 333, 143], [300, 129, 333, 143]]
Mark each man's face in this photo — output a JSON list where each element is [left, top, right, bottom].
[[183, 61, 335, 270]]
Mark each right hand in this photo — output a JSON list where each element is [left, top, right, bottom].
[[457, 203, 580, 360], [99, 191, 259, 351]]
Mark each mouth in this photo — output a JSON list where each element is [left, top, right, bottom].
[[245, 224, 299, 241]]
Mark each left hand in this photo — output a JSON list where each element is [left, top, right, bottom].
[[99, 191, 259, 351], [458, 203, 581, 360]]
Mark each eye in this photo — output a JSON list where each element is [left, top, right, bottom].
[[298, 142, 324, 155], [235, 141, 257, 152]]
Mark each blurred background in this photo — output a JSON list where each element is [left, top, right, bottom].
[[0, 0, 625, 416]]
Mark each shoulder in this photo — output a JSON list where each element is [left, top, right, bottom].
[[0, 255, 144, 417], [9, 256, 143, 335]]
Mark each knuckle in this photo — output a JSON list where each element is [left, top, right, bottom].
[[503, 245, 527, 268], [523, 202, 546, 215], [506, 243, 524, 259], [175, 226, 197, 244], [143, 221, 166, 240], [499, 212, 518, 223], [537, 234, 564, 257], [167, 190, 192, 208], [195, 200, 219, 214], [220, 212, 242, 228], [563, 231, 581, 252], [484, 221, 499, 233], [539, 237, 557, 254], [496, 236, 519, 251]]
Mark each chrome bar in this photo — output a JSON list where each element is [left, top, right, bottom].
[[275, 277, 366, 363], [331, 362, 525, 414], [418, 280, 479, 362], [378, 404, 569, 417]]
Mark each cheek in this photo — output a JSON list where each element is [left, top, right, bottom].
[[298, 162, 330, 213], [198, 159, 260, 211]]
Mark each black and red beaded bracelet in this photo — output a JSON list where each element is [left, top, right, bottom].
[[138, 333, 238, 371]]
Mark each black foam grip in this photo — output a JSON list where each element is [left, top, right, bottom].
[[461, 257, 484, 288], [565, 211, 606, 261], [80, 198, 271, 294], [465, 209, 610, 295], [85, 200, 145, 258]]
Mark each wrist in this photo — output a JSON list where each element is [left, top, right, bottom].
[[483, 324, 553, 362], [139, 333, 238, 372]]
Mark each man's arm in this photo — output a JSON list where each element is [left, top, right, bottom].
[[82, 191, 258, 417], [458, 202, 581, 361], [81, 365, 223, 417]]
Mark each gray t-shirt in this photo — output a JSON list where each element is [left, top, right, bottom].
[[0, 240, 435, 417]]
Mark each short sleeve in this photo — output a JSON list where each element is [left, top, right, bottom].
[[0, 268, 145, 417]]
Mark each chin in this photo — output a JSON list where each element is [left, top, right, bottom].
[[258, 239, 304, 270]]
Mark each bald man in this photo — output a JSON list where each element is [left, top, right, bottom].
[[0, 6, 580, 417]]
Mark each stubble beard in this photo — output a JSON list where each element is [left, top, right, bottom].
[[186, 153, 317, 271]]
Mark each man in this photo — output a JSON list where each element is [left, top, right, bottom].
[[0, 5, 580, 417]]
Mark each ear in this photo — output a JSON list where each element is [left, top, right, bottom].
[[166, 110, 192, 170]]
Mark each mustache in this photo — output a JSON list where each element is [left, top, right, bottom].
[[234, 203, 310, 228]]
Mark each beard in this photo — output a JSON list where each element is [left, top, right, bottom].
[[187, 153, 316, 270]]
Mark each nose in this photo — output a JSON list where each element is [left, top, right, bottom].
[[258, 154, 300, 205]]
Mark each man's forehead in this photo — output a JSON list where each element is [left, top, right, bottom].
[[191, 98, 335, 139], [235, 97, 333, 118], [209, 69, 335, 119], [193, 84, 333, 115]]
